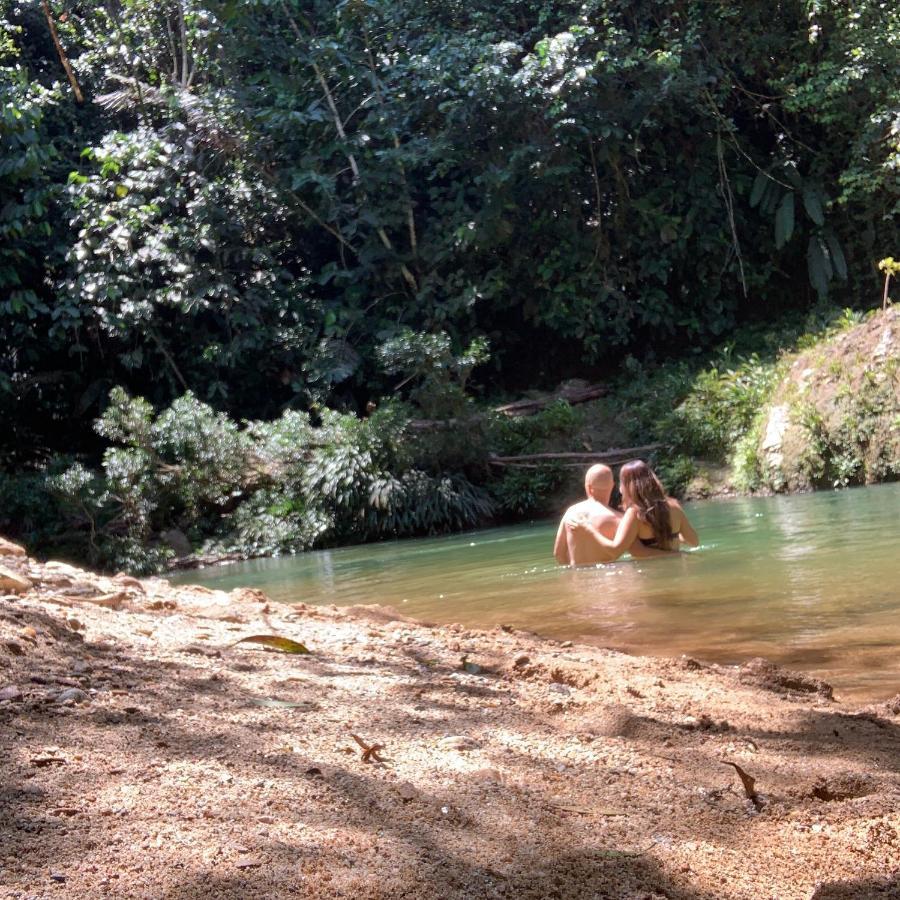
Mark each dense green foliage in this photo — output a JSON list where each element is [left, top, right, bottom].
[[17, 388, 491, 572], [601, 305, 899, 496], [1, 0, 898, 567]]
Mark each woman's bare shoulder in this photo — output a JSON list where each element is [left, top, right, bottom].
[[666, 496, 684, 520]]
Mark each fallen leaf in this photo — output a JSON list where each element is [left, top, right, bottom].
[[722, 760, 762, 809], [249, 698, 316, 710], [232, 635, 310, 654], [350, 733, 385, 762]]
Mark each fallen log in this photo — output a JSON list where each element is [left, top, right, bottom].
[[488, 444, 663, 466], [408, 382, 610, 430], [494, 383, 608, 417]]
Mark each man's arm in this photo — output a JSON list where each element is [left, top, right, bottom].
[[553, 518, 570, 565]]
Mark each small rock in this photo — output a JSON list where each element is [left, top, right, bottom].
[[229, 588, 269, 604], [0, 537, 27, 557], [72, 661, 93, 676], [0, 685, 23, 702], [44, 561, 84, 578], [0, 564, 31, 594], [257, 815, 275, 824], [396, 781, 419, 801], [560, 640, 573, 648], [470, 768, 501, 784], [67, 617, 84, 632], [512, 654, 531, 669], [56, 688, 89, 705], [586, 703, 638, 738], [549, 683, 570, 695], [49, 872, 66, 883], [234, 856, 262, 869], [113, 574, 145, 592], [148, 599, 177, 611], [89, 592, 128, 610], [438, 735, 479, 751], [4, 640, 24, 656], [160, 528, 192, 557], [680, 656, 708, 671]]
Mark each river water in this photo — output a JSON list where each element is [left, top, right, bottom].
[[174, 483, 900, 703]]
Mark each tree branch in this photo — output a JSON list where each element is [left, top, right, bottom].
[[40, 0, 84, 103]]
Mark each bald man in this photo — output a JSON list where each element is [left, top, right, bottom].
[[553, 464, 668, 565]]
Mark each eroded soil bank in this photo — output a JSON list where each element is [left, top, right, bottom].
[[1, 540, 899, 900]]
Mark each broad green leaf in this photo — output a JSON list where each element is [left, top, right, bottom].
[[783, 163, 803, 189], [807, 236, 831, 297], [775, 193, 795, 249], [232, 635, 311, 654], [824, 229, 848, 280], [749, 171, 768, 208], [760, 181, 780, 216], [802, 185, 825, 226]]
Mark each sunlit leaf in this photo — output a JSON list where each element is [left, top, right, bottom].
[[232, 635, 311, 654]]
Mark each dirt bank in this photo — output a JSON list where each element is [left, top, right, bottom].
[[1, 540, 899, 899]]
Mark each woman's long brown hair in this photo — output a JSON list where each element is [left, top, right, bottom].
[[619, 460, 674, 549]]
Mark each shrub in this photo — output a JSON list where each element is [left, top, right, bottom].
[[40, 387, 494, 572]]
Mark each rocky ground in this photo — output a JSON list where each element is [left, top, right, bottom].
[[1, 537, 899, 899]]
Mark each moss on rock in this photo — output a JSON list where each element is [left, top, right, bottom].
[[757, 308, 900, 491]]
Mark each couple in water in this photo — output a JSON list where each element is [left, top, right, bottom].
[[554, 459, 698, 566]]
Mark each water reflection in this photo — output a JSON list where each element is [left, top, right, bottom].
[[174, 483, 900, 703]]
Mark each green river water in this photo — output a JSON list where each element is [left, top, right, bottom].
[[175, 483, 900, 703]]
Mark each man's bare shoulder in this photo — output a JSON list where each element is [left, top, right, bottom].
[[564, 499, 592, 516], [563, 499, 620, 524]]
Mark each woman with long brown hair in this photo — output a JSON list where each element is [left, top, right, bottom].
[[568, 459, 698, 558]]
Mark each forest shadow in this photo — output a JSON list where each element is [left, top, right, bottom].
[[811, 874, 900, 899]]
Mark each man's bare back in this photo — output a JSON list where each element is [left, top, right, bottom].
[[553, 463, 674, 566], [554, 498, 621, 565]]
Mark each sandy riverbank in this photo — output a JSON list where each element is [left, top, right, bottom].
[[1, 539, 899, 899]]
